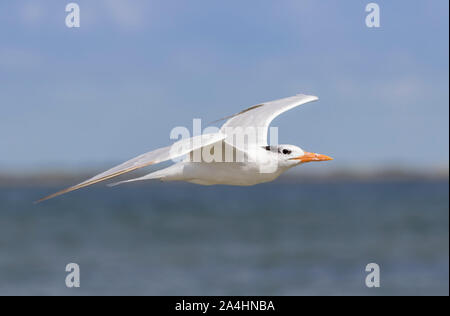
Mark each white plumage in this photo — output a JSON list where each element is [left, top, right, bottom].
[[37, 94, 332, 203]]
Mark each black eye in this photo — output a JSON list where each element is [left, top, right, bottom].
[[282, 149, 292, 155]]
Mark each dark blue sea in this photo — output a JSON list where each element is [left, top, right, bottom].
[[0, 180, 448, 295]]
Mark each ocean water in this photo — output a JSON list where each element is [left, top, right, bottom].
[[0, 180, 448, 295]]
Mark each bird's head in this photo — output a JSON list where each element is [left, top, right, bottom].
[[264, 145, 333, 168]]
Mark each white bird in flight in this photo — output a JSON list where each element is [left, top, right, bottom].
[[37, 94, 332, 203]]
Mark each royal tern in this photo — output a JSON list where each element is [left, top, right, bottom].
[[37, 94, 332, 203]]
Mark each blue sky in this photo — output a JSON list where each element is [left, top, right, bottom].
[[0, 1, 448, 172]]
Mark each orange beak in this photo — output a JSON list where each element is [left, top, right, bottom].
[[290, 152, 333, 163]]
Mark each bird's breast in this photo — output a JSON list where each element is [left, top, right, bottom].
[[181, 162, 283, 186]]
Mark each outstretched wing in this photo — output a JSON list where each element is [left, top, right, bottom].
[[219, 94, 318, 146], [36, 133, 226, 203]]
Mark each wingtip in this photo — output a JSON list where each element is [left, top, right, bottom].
[[34, 195, 52, 204], [34, 191, 65, 204], [33, 160, 157, 204], [296, 93, 319, 101]]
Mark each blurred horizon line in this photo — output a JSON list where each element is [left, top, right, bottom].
[[0, 166, 448, 187]]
